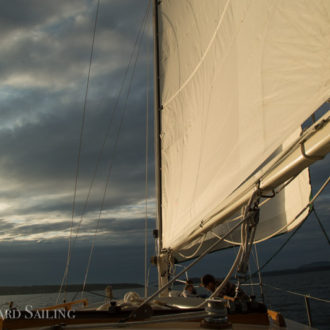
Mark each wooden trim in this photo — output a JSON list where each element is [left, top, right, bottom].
[[268, 309, 286, 327], [38, 299, 88, 311]]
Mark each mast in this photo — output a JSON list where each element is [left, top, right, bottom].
[[153, 0, 168, 293]]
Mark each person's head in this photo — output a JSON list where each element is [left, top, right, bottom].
[[184, 280, 195, 294], [201, 274, 216, 292]]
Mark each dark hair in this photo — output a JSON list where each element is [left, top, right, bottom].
[[201, 274, 215, 287]]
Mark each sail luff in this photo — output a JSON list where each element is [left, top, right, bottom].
[[153, 0, 162, 251], [153, 0, 169, 291]]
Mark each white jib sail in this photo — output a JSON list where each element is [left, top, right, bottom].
[[157, 0, 330, 252]]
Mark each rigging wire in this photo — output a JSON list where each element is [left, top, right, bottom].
[[251, 220, 305, 278], [201, 111, 328, 233], [57, 0, 100, 304], [131, 217, 248, 316], [263, 283, 330, 304], [247, 176, 329, 279], [63, 3, 156, 301], [177, 173, 324, 259], [176, 175, 328, 284], [174, 176, 329, 296], [221, 175, 329, 247], [312, 207, 330, 245], [69, 0, 153, 258], [255, 175, 329, 243], [213, 176, 297, 247], [81, 1, 152, 297], [247, 259, 254, 296], [70, 1, 153, 248], [252, 244, 265, 303]]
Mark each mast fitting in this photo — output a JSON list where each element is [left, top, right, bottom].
[[300, 142, 324, 161], [236, 194, 260, 284]]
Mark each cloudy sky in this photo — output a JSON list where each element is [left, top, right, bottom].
[[0, 0, 329, 289]]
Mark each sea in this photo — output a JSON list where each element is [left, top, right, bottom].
[[0, 269, 329, 329]]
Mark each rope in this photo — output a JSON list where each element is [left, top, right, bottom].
[[263, 283, 330, 304], [209, 246, 243, 299], [81, 1, 152, 297], [57, 0, 100, 304], [176, 234, 207, 259], [201, 181, 273, 234], [225, 176, 330, 246], [202, 112, 328, 236], [202, 203, 255, 305], [129, 217, 247, 318]]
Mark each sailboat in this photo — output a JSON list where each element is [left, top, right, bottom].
[[1, 0, 329, 329]]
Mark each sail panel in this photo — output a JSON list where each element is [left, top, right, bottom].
[[158, 0, 330, 251]]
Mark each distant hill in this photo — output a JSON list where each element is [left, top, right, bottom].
[[176, 261, 330, 284], [1, 261, 329, 295], [0, 283, 143, 296], [260, 261, 330, 277]]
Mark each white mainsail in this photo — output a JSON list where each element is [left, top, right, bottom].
[[156, 0, 330, 254], [173, 129, 312, 262]]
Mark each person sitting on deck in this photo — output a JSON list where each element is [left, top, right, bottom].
[[181, 280, 197, 297], [200, 274, 247, 299]]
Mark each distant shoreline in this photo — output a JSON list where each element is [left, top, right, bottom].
[[184, 262, 330, 284], [0, 283, 143, 296], [1, 262, 329, 296], [258, 264, 330, 277]]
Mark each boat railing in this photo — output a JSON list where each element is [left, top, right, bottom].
[[242, 282, 330, 327]]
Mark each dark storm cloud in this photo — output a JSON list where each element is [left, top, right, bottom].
[[0, 2, 87, 84], [0, 0, 154, 224], [0, 86, 155, 220], [0, 219, 15, 231], [0, 1, 79, 32], [0, 0, 150, 87]]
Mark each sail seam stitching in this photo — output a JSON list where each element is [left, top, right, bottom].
[[162, 0, 231, 107]]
